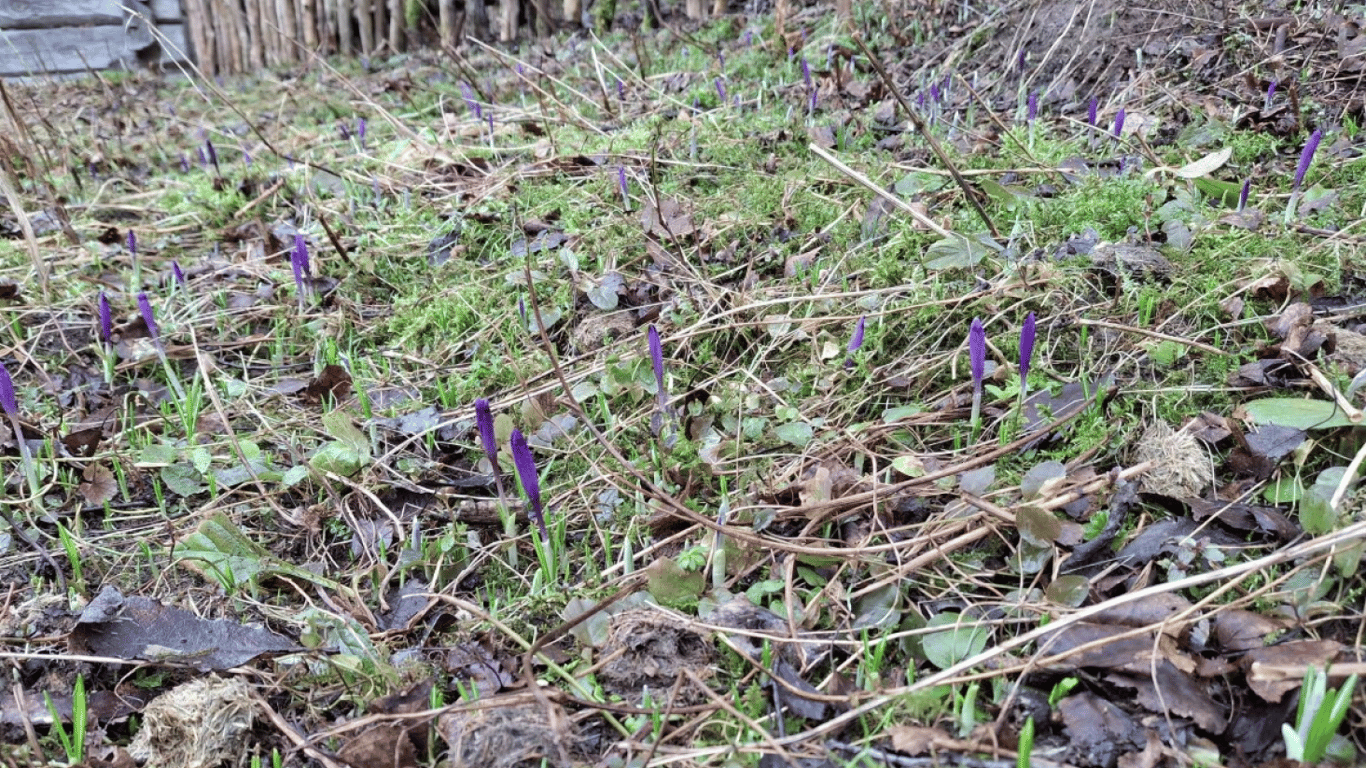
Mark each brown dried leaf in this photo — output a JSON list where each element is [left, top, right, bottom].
[[78, 463, 118, 507]]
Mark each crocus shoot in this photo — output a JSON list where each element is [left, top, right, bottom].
[[138, 292, 185, 400], [0, 362, 39, 500], [968, 318, 986, 441], [1285, 128, 1322, 225], [291, 235, 311, 309], [509, 429, 548, 541], [1018, 312, 1036, 408], [648, 325, 675, 445], [845, 315, 866, 370], [128, 229, 141, 291], [475, 397, 516, 566], [97, 291, 114, 384]]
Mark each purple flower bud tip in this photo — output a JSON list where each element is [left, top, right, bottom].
[[648, 324, 665, 397], [357, 117, 366, 142], [1294, 128, 1322, 190], [715, 77, 726, 101], [801, 57, 811, 87], [205, 139, 218, 167], [1114, 108, 1126, 139], [1238, 179, 1251, 212], [845, 315, 866, 369], [509, 429, 548, 540], [1087, 96, 1098, 128], [968, 318, 986, 389], [172, 261, 185, 286], [1027, 91, 1038, 122], [0, 361, 16, 416], [1019, 312, 1036, 383], [292, 234, 311, 278], [127, 229, 137, 256], [98, 291, 112, 343], [137, 292, 158, 340], [474, 398, 500, 472]]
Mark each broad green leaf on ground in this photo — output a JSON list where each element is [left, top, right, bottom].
[[178, 514, 342, 592], [1243, 398, 1358, 430], [922, 613, 989, 670], [924, 233, 999, 270], [310, 410, 372, 476], [773, 421, 813, 447]]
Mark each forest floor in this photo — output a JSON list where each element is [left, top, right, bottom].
[[1, 0, 1366, 766]]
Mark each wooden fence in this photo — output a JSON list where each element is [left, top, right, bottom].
[[0, 0, 189, 78]]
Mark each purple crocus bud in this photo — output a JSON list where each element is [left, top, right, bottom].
[[648, 325, 665, 401], [929, 83, 940, 103], [717, 50, 725, 70], [0, 361, 15, 416], [1294, 128, 1322, 190], [98, 291, 112, 343], [197, 146, 207, 167], [715, 77, 726, 102], [357, 117, 367, 143], [744, 30, 752, 46], [616, 76, 625, 100], [291, 241, 308, 297], [1266, 80, 1277, 109], [801, 57, 811, 88], [1087, 96, 1097, 128], [1027, 91, 1038, 122], [460, 83, 482, 119], [293, 234, 311, 278], [1015, 48, 1026, 72], [486, 112, 495, 137], [180, 153, 190, 173], [137, 292, 158, 340], [509, 429, 548, 540], [1019, 312, 1036, 383], [844, 315, 866, 370], [205, 139, 219, 171], [127, 229, 137, 258], [474, 398, 501, 474], [1238, 179, 1251, 212], [968, 317, 986, 392], [617, 167, 628, 206], [338, 121, 351, 140], [810, 89, 818, 113], [518, 297, 527, 325], [172, 261, 186, 286], [1113, 108, 1125, 139]]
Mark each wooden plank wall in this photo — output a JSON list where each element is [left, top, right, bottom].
[[0, 0, 190, 78]]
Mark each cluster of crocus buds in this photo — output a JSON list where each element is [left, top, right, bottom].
[[966, 313, 1039, 438]]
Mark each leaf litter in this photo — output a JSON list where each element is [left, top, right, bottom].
[[0, 1, 1365, 766]]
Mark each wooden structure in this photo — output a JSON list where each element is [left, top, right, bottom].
[[0, 0, 189, 78]]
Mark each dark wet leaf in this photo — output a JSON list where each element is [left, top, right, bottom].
[[1214, 609, 1288, 652], [78, 463, 118, 507], [1107, 661, 1226, 733], [1059, 693, 1143, 768], [1045, 575, 1089, 607], [1184, 497, 1298, 539], [1244, 424, 1307, 460], [1244, 640, 1343, 702], [71, 585, 298, 670], [301, 364, 353, 405]]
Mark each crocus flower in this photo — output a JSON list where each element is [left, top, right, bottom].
[[509, 429, 548, 540], [97, 291, 112, 343], [1113, 108, 1126, 139], [474, 398, 501, 476], [1018, 312, 1036, 387], [810, 89, 819, 114], [339, 121, 351, 140], [969, 318, 986, 392], [1087, 96, 1097, 128], [460, 83, 482, 119], [845, 315, 866, 370], [137, 292, 158, 341], [715, 77, 727, 102], [127, 229, 137, 258], [616, 76, 625, 100], [1027, 91, 1038, 122], [292, 234, 311, 278], [1015, 48, 1026, 72], [801, 57, 812, 88], [205, 139, 219, 172], [0, 361, 15, 416], [1294, 128, 1322, 190], [357, 117, 367, 144], [648, 325, 666, 404], [1265, 80, 1277, 110], [172, 261, 186, 286], [1238, 179, 1251, 212]]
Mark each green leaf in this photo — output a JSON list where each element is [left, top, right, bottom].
[[1243, 398, 1358, 430], [925, 234, 996, 270], [922, 613, 989, 670], [160, 464, 206, 497], [177, 514, 341, 593], [1044, 575, 1089, 607], [773, 421, 813, 447], [138, 443, 179, 466], [1193, 177, 1244, 207], [1264, 476, 1303, 504], [882, 404, 923, 422]]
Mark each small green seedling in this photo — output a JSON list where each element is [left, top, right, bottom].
[[1282, 665, 1358, 764]]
